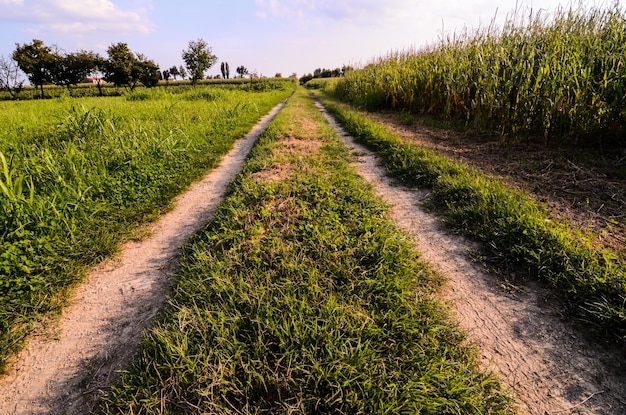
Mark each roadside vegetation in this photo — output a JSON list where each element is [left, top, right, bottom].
[[1, 37, 294, 101], [334, 4, 626, 147], [0, 84, 294, 371], [97, 89, 513, 414], [316, 92, 626, 345], [315, 2, 626, 345], [0, 77, 296, 100]]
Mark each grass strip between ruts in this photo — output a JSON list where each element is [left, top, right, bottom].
[[97, 89, 513, 414], [317, 93, 626, 346]]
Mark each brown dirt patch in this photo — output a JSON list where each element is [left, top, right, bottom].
[[369, 112, 626, 257], [251, 136, 323, 183]]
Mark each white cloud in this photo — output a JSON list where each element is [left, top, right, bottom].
[[253, 0, 422, 28], [0, 0, 153, 34]]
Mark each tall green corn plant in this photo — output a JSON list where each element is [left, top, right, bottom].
[[334, 3, 626, 146]]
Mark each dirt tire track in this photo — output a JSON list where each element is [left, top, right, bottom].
[[0, 100, 287, 415], [315, 100, 626, 415]]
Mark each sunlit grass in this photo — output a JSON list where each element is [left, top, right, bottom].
[[318, 92, 626, 345], [98, 89, 513, 414], [0, 85, 294, 371]]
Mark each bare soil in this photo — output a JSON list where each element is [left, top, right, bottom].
[[316, 102, 626, 415], [368, 112, 626, 257]]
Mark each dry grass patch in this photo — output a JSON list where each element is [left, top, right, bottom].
[[251, 132, 324, 183]]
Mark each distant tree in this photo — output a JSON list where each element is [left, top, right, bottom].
[[341, 65, 354, 76], [50, 50, 101, 95], [289, 73, 297, 78], [313, 68, 322, 78], [168, 65, 180, 80], [134, 53, 160, 87], [299, 73, 313, 85], [12, 39, 55, 98], [274, 73, 282, 78], [331, 67, 341, 77], [220, 61, 230, 79], [101, 42, 136, 89], [0, 55, 24, 99], [178, 65, 187, 80], [236, 65, 248, 78], [101, 43, 159, 90], [163, 69, 171, 81], [182, 38, 218, 86]]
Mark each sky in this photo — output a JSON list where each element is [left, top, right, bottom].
[[0, 0, 591, 79]]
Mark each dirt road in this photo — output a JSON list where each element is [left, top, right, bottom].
[[316, 101, 626, 415], [1, 95, 624, 415], [0, 101, 286, 415]]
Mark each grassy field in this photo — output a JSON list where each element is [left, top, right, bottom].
[[333, 4, 626, 147], [0, 84, 294, 371], [316, 92, 626, 345], [0, 78, 297, 100], [97, 89, 513, 414]]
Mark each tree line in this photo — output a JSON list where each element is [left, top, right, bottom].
[[0, 38, 255, 99], [298, 66, 354, 85]]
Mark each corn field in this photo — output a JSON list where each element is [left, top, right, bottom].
[[334, 4, 626, 146]]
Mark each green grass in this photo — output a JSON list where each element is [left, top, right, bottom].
[[0, 78, 297, 100], [333, 3, 626, 147], [317, 92, 626, 345], [96, 89, 513, 414], [0, 85, 294, 372]]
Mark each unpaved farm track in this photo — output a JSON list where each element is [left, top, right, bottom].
[[1, 94, 625, 415], [315, 101, 626, 415], [0, 101, 286, 415]]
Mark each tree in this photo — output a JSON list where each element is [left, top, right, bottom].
[[101, 43, 159, 90], [50, 50, 100, 95], [181, 39, 217, 86], [12, 39, 55, 99], [220, 61, 230, 79], [178, 65, 187, 80], [0, 55, 24, 99], [236, 65, 248, 78], [299, 73, 313, 85], [134, 53, 160, 88], [274, 73, 282, 78], [163, 69, 171, 82], [101, 42, 136, 89], [168, 65, 180, 80]]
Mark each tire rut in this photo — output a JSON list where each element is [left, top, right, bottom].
[[314, 99, 626, 415], [0, 100, 287, 415]]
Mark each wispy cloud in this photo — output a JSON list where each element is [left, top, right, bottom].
[[0, 0, 153, 35], [253, 0, 420, 27]]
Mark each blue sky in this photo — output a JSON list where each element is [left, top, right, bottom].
[[0, 0, 581, 79]]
